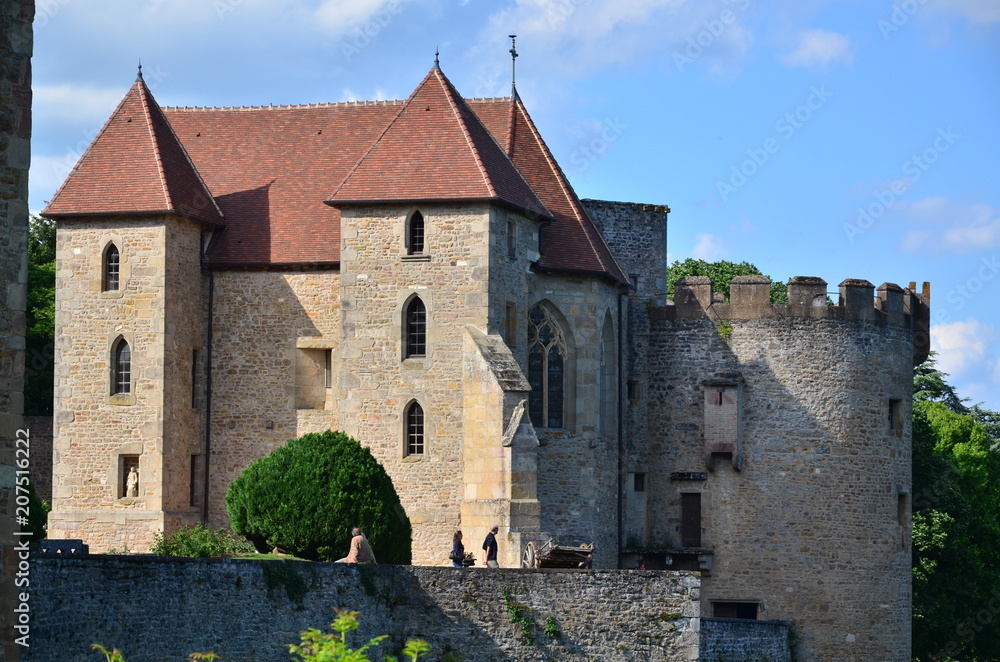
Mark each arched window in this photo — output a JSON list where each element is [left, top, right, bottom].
[[112, 338, 131, 395], [103, 243, 120, 291], [405, 297, 426, 358], [527, 305, 567, 428], [405, 402, 424, 456], [407, 211, 425, 255]]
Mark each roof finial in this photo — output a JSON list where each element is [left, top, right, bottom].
[[136, 59, 144, 83], [434, 47, 440, 70], [509, 35, 518, 98]]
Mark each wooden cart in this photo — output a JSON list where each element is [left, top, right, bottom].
[[521, 539, 594, 569]]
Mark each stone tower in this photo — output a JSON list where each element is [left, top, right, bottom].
[[628, 275, 928, 660], [44, 75, 222, 549]]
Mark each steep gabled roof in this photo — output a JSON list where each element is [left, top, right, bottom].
[[327, 67, 550, 220], [469, 96, 629, 285], [43, 76, 223, 226]]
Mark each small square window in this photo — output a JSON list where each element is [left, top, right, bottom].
[[633, 473, 646, 492], [712, 602, 758, 619]]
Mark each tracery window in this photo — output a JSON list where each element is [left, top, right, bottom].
[[405, 402, 424, 456], [405, 297, 426, 358], [527, 305, 566, 428], [112, 338, 131, 395], [103, 243, 120, 291]]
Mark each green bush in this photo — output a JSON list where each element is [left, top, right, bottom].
[[24, 480, 49, 542], [152, 524, 255, 558], [226, 430, 412, 564]]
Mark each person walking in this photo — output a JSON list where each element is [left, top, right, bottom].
[[450, 530, 465, 567], [482, 524, 499, 568]]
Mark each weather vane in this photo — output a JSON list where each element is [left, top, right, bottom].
[[136, 59, 143, 83], [509, 35, 518, 97]]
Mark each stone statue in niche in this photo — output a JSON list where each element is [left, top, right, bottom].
[[126, 466, 138, 497]]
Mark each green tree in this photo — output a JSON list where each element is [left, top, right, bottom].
[[913, 353, 968, 414], [912, 382, 1000, 660], [226, 430, 412, 564], [25, 215, 56, 415], [665, 258, 788, 304]]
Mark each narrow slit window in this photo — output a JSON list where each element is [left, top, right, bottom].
[[507, 218, 516, 259], [112, 338, 131, 395], [889, 399, 903, 431], [191, 349, 201, 409], [405, 402, 424, 456], [405, 298, 427, 358], [633, 473, 646, 492], [103, 244, 120, 291], [407, 211, 425, 255], [680, 492, 701, 548]]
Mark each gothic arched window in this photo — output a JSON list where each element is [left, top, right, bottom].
[[112, 338, 131, 395], [407, 210, 425, 255], [405, 297, 427, 358], [103, 243, 120, 291], [405, 401, 424, 456], [527, 305, 566, 428]]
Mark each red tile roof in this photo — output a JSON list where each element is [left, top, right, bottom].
[[328, 68, 549, 220], [42, 68, 628, 284], [44, 77, 224, 226]]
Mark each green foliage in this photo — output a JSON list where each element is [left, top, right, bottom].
[[25, 215, 56, 415], [912, 399, 1000, 660], [501, 585, 534, 645], [665, 258, 788, 305], [151, 524, 255, 558], [290, 609, 429, 662], [226, 430, 412, 564], [24, 480, 49, 541], [92, 644, 127, 662], [543, 615, 561, 639], [913, 353, 968, 414]]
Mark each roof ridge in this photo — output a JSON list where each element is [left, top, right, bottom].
[[434, 69, 497, 199], [138, 81, 175, 212], [162, 100, 407, 112], [514, 98, 629, 284]]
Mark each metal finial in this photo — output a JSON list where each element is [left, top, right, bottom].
[[136, 60, 144, 83], [434, 47, 440, 70], [508, 35, 518, 97]]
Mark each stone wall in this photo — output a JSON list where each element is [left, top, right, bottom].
[[582, 199, 668, 302], [22, 416, 51, 503], [700, 618, 791, 662], [22, 557, 701, 662], [0, 2, 32, 661], [637, 276, 919, 660]]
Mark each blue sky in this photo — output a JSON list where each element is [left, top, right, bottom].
[[30, 0, 1000, 410]]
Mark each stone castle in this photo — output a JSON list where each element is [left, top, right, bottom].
[[41, 62, 929, 660]]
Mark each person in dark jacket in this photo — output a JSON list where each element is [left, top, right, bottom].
[[482, 524, 499, 568], [451, 530, 465, 567]]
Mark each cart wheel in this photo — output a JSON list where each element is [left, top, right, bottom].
[[521, 541, 537, 568]]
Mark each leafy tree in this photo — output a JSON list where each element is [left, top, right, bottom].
[[912, 396, 1000, 660], [226, 430, 412, 564], [25, 215, 55, 415], [666, 258, 788, 304], [913, 353, 968, 414]]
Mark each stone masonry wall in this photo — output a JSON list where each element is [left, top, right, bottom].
[[641, 277, 916, 660], [582, 199, 668, 301], [49, 217, 172, 552], [22, 416, 50, 503], [700, 618, 791, 662], [206, 270, 341, 532], [0, 3, 32, 661], [22, 556, 701, 662]]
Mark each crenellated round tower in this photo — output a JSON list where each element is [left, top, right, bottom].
[[630, 275, 928, 661]]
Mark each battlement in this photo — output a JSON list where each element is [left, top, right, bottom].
[[657, 275, 931, 363]]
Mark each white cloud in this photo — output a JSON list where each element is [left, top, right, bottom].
[[780, 29, 853, 69], [33, 84, 123, 124], [478, 0, 753, 79], [315, 0, 412, 38], [931, 0, 1000, 25], [692, 233, 729, 261], [898, 198, 1000, 254], [930, 318, 998, 377]]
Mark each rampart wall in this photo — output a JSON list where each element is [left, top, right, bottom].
[[22, 556, 701, 662]]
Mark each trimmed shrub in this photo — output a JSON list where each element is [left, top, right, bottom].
[[226, 430, 412, 564]]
